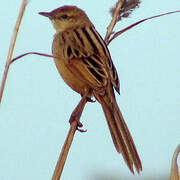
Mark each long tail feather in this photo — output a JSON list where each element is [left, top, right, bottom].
[[94, 89, 142, 173]]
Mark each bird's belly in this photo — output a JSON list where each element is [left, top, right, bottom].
[[54, 58, 90, 95]]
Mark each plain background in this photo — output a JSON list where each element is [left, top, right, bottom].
[[0, 0, 180, 179]]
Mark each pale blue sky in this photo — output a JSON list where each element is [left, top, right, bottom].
[[0, 0, 180, 180]]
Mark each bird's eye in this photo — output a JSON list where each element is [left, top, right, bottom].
[[61, 15, 68, 19]]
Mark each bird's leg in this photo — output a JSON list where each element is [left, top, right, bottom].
[[69, 92, 89, 132]]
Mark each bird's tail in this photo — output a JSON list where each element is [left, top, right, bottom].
[[94, 87, 142, 173]]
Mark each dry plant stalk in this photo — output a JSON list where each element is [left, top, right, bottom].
[[170, 144, 180, 180], [52, 93, 88, 180], [105, 0, 125, 44], [0, 0, 28, 104]]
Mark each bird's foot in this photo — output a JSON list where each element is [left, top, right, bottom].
[[69, 115, 87, 133], [86, 97, 96, 103]]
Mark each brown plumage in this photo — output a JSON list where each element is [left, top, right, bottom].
[[39, 5, 142, 173]]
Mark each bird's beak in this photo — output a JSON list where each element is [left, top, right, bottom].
[[39, 12, 51, 18]]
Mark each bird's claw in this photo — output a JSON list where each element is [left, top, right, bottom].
[[76, 121, 87, 132], [86, 97, 96, 103]]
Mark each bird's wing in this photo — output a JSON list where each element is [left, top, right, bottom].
[[57, 26, 120, 93]]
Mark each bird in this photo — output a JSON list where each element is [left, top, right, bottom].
[[39, 5, 142, 173]]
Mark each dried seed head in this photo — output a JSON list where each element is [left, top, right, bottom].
[[110, 0, 141, 21]]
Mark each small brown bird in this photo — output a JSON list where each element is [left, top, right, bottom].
[[39, 5, 142, 173]]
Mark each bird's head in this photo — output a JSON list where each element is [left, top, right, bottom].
[[39, 6, 92, 33]]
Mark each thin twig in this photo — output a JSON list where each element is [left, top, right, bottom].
[[0, 0, 28, 104], [52, 93, 88, 180], [52, 121, 78, 180], [108, 10, 180, 45], [105, 0, 125, 44], [11, 52, 54, 64], [170, 144, 180, 180]]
